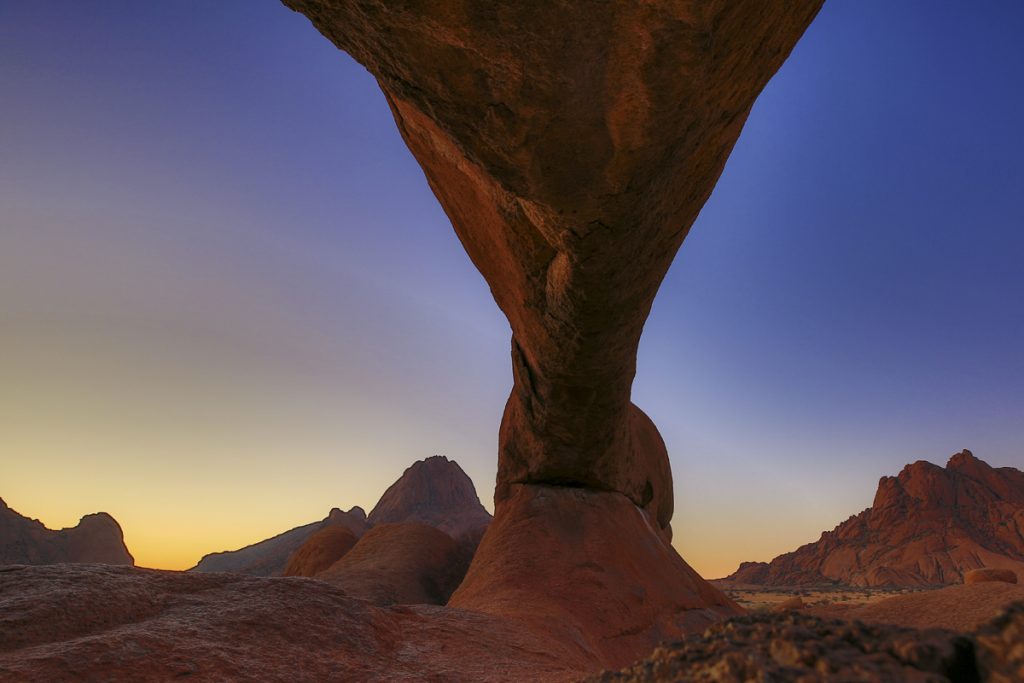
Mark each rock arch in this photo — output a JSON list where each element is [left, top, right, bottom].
[[283, 0, 823, 668]]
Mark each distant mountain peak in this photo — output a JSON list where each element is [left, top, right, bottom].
[[721, 450, 1024, 587]]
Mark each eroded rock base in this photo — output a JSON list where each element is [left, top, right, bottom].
[[449, 484, 741, 669]]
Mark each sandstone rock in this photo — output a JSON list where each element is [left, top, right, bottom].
[[282, 1, 822, 666], [190, 506, 367, 576], [0, 498, 132, 566], [449, 484, 740, 669], [368, 455, 491, 547], [721, 451, 1024, 587], [966, 569, 1019, 585], [282, 0, 822, 520], [584, 610, 983, 682], [282, 526, 359, 577], [0, 564, 591, 682], [974, 602, 1024, 683], [316, 522, 469, 606]]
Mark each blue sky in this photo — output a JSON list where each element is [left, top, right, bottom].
[[1, 1, 1022, 574]]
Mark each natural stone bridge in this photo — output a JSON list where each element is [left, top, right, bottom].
[[284, 0, 823, 668]]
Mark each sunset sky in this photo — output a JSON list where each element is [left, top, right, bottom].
[[2, 1, 1023, 578]]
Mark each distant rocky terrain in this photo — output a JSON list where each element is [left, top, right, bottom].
[[720, 450, 1024, 587], [190, 505, 368, 576], [191, 455, 491, 601], [0, 497, 132, 566]]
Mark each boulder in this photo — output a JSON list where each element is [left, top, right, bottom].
[[283, 526, 359, 577], [0, 498, 132, 567], [966, 568, 1019, 586]]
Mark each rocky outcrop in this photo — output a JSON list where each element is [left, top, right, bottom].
[[316, 522, 469, 605], [586, 607, 1024, 683], [450, 484, 738, 669], [720, 451, 1024, 587], [191, 506, 367, 576], [367, 455, 492, 547], [0, 564, 592, 682], [282, 0, 822, 661], [0, 498, 132, 566], [282, 526, 359, 577]]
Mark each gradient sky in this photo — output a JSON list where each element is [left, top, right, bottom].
[[2, 1, 1023, 577]]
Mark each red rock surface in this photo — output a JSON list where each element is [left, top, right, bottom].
[[316, 522, 469, 606], [449, 485, 740, 670], [720, 451, 1024, 587], [367, 455, 492, 546], [0, 564, 591, 682], [282, 526, 359, 577], [966, 568, 1018, 585], [0, 498, 132, 566], [190, 506, 367, 576]]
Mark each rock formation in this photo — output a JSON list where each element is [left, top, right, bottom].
[[282, 525, 359, 577], [0, 498, 132, 566], [967, 569, 1019, 585], [191, 506, 367, 576], [720, 451, 1024, 587], [367, 455, 492, 548], [282, 0, 823, 664], [316, 522, 469, 605]]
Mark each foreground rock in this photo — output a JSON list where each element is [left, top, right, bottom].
[[449, 485, 739, 669], [0, 497, 132, 566], [191, 506, 367, 576], [587, 606, 1024, 683], [0, 564, 588, 682], [317, 522, 469, 605], [720, 451, 1024, 587]]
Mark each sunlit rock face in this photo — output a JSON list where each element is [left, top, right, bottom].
[[282, 0, 822, 664], [721, 451, 1024, 587]]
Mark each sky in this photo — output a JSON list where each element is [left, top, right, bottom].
[[1, 1, 1023, 577]]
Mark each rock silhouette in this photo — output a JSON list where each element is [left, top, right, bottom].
[[367, 455, 492, 548], [282, 0, 822, 659], [191, 506, 367, 576], [721, 451, 1024, 587], [0, 498, 132, 566]]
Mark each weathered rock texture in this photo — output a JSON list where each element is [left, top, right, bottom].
[[317, 522, 469, 605], [282, 0, 822, 661], [0, 498, 132, 566], [721, 451, 1024, 587], [0, 564, 590, 683], [450, 485, 738, 669], [190, 506, 368, 576], [966, 568, 1019, 586]]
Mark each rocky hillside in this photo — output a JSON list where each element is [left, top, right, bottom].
[[720, 450, 1024, 587], [0, 498, 133, 566], [190, 506, 367, 576], [190, 455, 490, 577]]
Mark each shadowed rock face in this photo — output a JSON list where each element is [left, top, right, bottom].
[[0, 498, 132, 566], [282, 0, 822, 663]]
